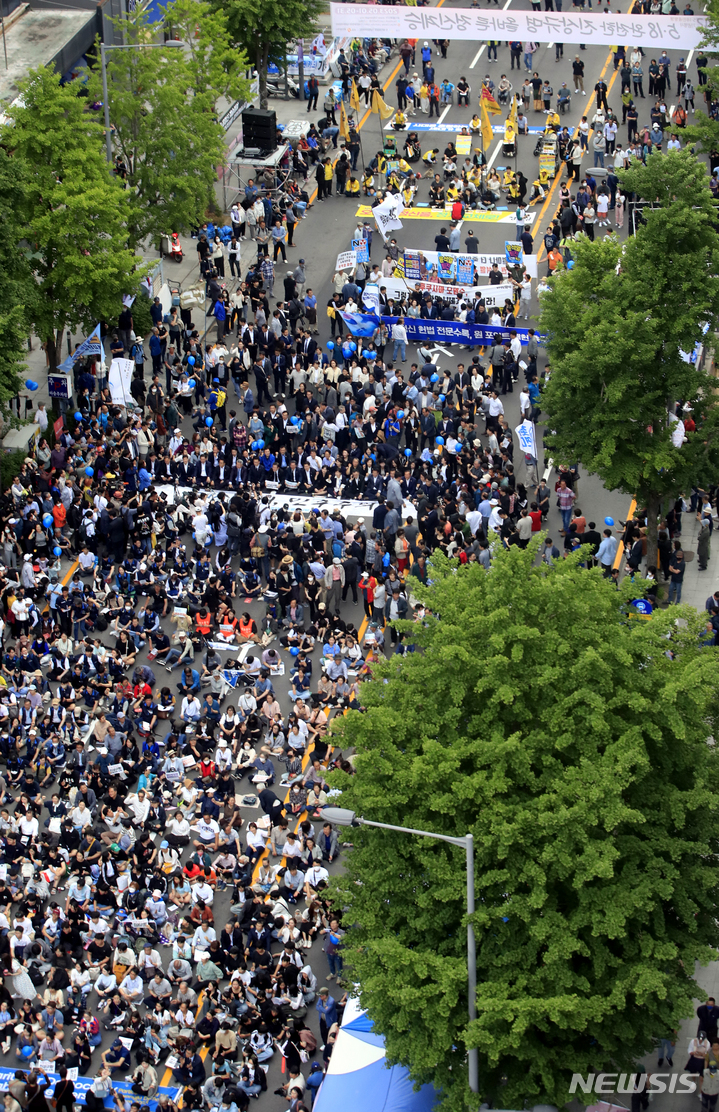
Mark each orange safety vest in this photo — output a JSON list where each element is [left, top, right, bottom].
[[238, 617, 254, 639], [196, 613, 212, 636]]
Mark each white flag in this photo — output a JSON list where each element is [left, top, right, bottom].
[[362, 283, 381, 314], [515, 419, 537, 459], [373, 194, 404, 240]]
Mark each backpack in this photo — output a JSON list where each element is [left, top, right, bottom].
[[215, 388, 226, 408]]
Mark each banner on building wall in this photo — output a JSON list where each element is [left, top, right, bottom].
[[331, 3, 706, 47]]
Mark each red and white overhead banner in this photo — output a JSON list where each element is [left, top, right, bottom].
[[330, 3, 706, 48]]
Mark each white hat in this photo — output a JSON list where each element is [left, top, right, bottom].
[[258, 525, 269, 534], [23, 554, 32, 562], [218, 737, 229, 747], [490, 498, 499, 506]]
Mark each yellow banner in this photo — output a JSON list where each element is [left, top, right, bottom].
[[350, 79, 361, 111], [354, 205, 533, 225], [371, 90, 394, 119], [339, 100, 350, 140], [479, 101, 494, 149]]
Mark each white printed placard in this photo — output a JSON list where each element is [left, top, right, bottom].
[[330, 3, 707, 47]]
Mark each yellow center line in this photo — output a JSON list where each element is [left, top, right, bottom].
[[613, 497, 637, 570]]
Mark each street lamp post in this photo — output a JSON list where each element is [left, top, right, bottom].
[[319, 806, 478, 1095], [100, 39, 183, 165]]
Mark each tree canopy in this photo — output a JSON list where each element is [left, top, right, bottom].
[[216, 0, 324, 108], [4, 67, 144, 372], [88, 0, 252, 250], [329, 543, 719, 1112], [539, 149, 719, 564], [0, 149, 34, 418]]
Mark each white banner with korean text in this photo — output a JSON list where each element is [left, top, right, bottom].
[[330, 3, 706, 47], [380, 276, 516, 310]]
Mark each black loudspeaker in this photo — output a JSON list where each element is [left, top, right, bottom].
[[242, 108, 277, 154]]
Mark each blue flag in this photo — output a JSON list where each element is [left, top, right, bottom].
[[339, 311, 380, 338], [56, 323, 103, 374]]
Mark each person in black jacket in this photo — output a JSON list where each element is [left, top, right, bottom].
[[697, 998, 719, 1042]]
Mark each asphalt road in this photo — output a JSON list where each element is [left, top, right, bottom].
[[11, 5, 700, 1103]]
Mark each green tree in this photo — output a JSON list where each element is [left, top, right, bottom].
[[539, 149, 719, 567], [92, 0, 251, 249], [218, 0, 324, 109], [329, 544, 719, 1112], [0, 149, 34, 418], [5, 68, 144, 373]]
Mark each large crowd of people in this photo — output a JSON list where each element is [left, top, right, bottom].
[[1, 16, 718, 1112]]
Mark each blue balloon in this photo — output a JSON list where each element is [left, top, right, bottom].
[[404, 448, 412, 457], [188, 379, 196, 389], [21, 1047, 33, 1059], [382, 552, 390, 566], [435, 435, 445, 445], [42, 514, 53, 528], [566, 260, 575, 269], [326, 341, 334, 350], [85, 466, 94, 477], [430, 373, 439, 383], [349, 342, 357, 352], [205, 416, 213, 427], [74, 411, 83, 421], [397, 410, 405, 419], [290, 415, 300, 425], [438, 394, 445, 404], [604, 516, 614, 526], [290, 647, 300, 656], [187, 356, 196, 366], [25, 380, 38, 391], [53, 546, 62, 557], [362, 349, 372, 358], [256, 440, 265, 450]]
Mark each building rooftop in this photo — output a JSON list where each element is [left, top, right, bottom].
[[0, 5, 94, 107]]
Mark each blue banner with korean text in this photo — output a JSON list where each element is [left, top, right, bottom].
[[380, 316, 546, 345]]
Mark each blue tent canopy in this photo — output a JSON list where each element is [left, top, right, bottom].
[[313, 999, 440, 1112]]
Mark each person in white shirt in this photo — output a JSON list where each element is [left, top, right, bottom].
[[137, 944, 164, 981], [181, 695, 202, 723], [282, 833, 304, 860], [191, 880, 214, 906], [78, 548, 96, 573], [125, 791, 150, 827], [166, 811, 191, 848], [246, 822, 268, 863], [488, 500, 503, 533], [465, 508, 483, 536], [18, 814, 38, 843], [192, 922, 216, 951], [192, 815, 220, 851], [33, 404, 49, 432], [71, 801, 93, 831], [304, 865, 329, 899]]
